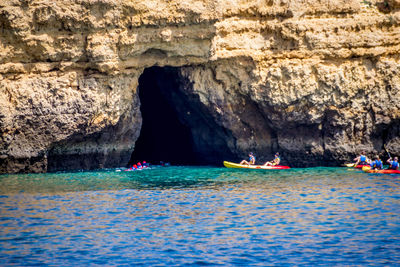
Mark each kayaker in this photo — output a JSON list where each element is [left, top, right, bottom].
[[264, 152, 281, 166], [126, 164, 137, 171], [354, 151, 369, 165], [370, 155, 383, 170], [387, 157, 399, 170], [240, 152, 256, 165]]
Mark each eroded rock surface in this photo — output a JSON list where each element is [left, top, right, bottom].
[[1, 0, 399, 172]]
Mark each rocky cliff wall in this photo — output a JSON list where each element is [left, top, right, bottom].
[[1, 0, 399, 172]]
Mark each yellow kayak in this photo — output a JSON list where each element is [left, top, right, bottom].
[[343, 163, 356, 167], [223, 161, 290, 169], [344, 163, 370, 169], [362, 166, 371, 172]]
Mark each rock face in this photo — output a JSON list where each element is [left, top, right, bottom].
[[1, 0, 399, 172]]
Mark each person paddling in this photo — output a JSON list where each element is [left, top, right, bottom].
[[264, 152, 281, 166], [240, 152, 256, 165], [125, 164, 137, 171], [370, 155, 383, 170], [354, 151, 369, 166], [387, 157, 399, 170]]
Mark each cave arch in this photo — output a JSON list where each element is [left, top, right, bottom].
[[129, 67, 195, 165], [129, 66, 236, 166]]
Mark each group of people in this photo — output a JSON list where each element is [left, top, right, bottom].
[[126, 160, 171, 171], [239, 150, 399, 170], [240, 152, 281, 166], [353, 151, 399, 170], [127, 161, 150, 171]]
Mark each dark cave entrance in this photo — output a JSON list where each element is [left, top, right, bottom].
[[129, 67, 198, 166]]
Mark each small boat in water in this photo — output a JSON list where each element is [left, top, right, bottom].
[[343, 163, 370, 169], [223, 161, 290, 169], [362, 166, 400, 174]]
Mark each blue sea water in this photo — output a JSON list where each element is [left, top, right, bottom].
[[0, 166, 400, 266]]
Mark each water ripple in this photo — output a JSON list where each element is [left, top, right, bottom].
[[0, 167, 400, 265]]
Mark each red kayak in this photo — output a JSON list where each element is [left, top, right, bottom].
[[362, 166, 400, 174]]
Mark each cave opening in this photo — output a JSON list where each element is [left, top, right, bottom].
[[129, 66, 199, 166]]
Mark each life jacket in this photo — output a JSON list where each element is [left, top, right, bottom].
[[360, 155, 366, 163], [371, 160, 382, 169], [389, 161, 399, 170], [249, 155, 255, 163]]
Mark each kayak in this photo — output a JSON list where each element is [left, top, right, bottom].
[[223, 161, 290, 169], [123, 167, 147, 171], [362, 166, 400, 174], [355, 164, 370, 169], [343, 163, 370, 169]]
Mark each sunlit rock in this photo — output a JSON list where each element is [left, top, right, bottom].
[[0, 0, 399, 172]]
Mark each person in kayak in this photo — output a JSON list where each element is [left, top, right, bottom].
[[240, 152, 256, 165], [264, 152, 281, 166], [353, 151, 369, 165], [387, 157, 399, 170], [126, 164, 137, 171], [370, 155, 383, 170]]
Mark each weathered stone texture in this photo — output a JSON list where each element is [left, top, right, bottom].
[[0, 0, 399, 172]]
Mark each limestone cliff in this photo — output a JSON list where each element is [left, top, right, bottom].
[[1, 0, 399, 172]]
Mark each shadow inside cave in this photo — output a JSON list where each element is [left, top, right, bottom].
[[129, 67, 196, 165], [129, 66, 236, 166]]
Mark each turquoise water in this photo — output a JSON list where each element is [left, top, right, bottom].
[[1, 166, 400, 266]]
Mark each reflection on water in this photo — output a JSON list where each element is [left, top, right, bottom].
[[1, 167, 400, 265]]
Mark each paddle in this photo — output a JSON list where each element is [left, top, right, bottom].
[[350, 143, 358, 167], [344, 163, 355, 167], [384, 144, 391, 159], [345, 143, 359, 168]]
